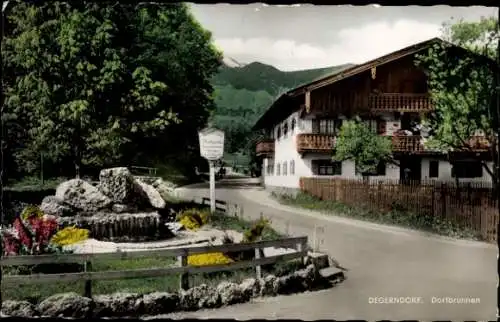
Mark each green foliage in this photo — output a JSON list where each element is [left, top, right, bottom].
[[242, 217, 271, 243], [333, 119, 392, 174], [2, 2, 221, 179], [414, 17, 498, 180]]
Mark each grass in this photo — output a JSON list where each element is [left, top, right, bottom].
[[274, 191, 482, 241], [5, 176, 67, 191], [2, 203, 296, 304]]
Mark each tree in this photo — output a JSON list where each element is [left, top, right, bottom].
[[333, 119, 393, 180], [414, 16, 499, 184], [2, 2, 221, 179]]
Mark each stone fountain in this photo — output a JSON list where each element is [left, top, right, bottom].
[[40, 167, 174, 242]]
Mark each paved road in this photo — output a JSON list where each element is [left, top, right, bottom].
[[167, 178, 497, 321]]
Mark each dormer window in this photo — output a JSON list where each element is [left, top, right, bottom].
[[283, 122, 288, 138], [291, 118, 296, 133], [277, 126, 281, 139]]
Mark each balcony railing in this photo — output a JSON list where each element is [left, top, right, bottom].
[[391, 135, 425, 153], [391, 135, 490, 153], [369, 93, 433, 112], [296, 133, 336, 154], [256, 139, 275, 157]]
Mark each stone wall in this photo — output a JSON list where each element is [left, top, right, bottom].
[[1, 265, 334, 318]]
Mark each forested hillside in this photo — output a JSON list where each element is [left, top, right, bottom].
[[210, 61, 354, 167]]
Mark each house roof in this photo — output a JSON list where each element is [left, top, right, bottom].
[[252, 37, 451, 131]]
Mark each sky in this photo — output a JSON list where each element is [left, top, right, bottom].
[[190, 4, 498, 71]]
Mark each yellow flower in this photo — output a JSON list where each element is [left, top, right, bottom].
[[177, 208, 211, 231], [187, 252, 233, 266], [50, 226, 90, 246]]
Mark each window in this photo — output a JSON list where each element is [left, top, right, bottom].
[[283, 122, 288, 138], [290, 160, 295, 175], [429, 160, 439, 178], [291, 118, 296, 133], [283, 161, 287, 175], [312, 160, 342, 176], [266, 163, 274, 175], [452, 161, 483, 178], [312, 119, 343, 135], [276, 126, 281, 139], [276, 162, 281, 176], [355, 161, 386, 176]]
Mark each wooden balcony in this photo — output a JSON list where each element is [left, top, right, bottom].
[[369, 93, 433, 112], [392, 135, 425, 153], [391, 135, 490, 153], [296, 133, 336, 154], [256, 139, 275, 157]]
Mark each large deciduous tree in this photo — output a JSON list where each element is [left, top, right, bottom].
[[2, 2, 221, 179], [415, 16, 499, 184], [333, 119, 393, 180]]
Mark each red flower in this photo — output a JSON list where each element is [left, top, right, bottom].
[[13, 217, 33, 249], [28, 217, 58, 249], [2, 232, 21, 256]]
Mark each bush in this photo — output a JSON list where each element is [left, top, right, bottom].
[[176, 208, 210, 231]]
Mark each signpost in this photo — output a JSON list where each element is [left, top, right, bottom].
[[198, 127, 225, 213]]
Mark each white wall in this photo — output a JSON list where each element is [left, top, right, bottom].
[[263, 112, 302, 188], [421, 158, 493, 183]]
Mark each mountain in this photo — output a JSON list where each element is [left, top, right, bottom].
[[210, 61, 355, 166], [213, 61, 354, 97]]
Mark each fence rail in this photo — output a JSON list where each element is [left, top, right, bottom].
[[300, 178, 498, 242], [201, 197, 228, 213], [0, 236, 307, 298]]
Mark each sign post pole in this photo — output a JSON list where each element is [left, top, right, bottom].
[[198, 127, 225, 213], [209, 160, 216, 213]]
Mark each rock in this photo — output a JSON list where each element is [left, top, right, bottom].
[[112, 203, 135, 213], [57, 211, 167, 242], [274, 274, 304, 295], [99, 167, 147, 205], [293, 264, 322, 290], [93, 292, 144, 317], [1, 300, 39, 317], [305, 252, 330, 270], [216, 281, 246, 306], [239, 278, 261, 298], [165, 222, 184, 233], [37, 292, 92, 318], [259, 275, 278, 297], [40, 196, 74, 217], [180, 284, 221, 311], [55, 179, 112, 212], [136, 179, 166, 209], [142, 292, 179, 315]]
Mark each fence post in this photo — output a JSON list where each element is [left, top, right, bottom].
[[440, 183, 447, 219], [178, 250, 189, 291], [84, 260, 92, 298], [285, 220, 290, 236], [254, 247, 262, 279], [239, 205, 244, 219], [296, 239, 306, 266]]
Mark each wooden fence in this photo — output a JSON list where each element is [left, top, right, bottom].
[[300, 178, 498, 242], [0, 236, 307, 304]]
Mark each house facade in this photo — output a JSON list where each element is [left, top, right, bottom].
[[252, 38, 493, 195]]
